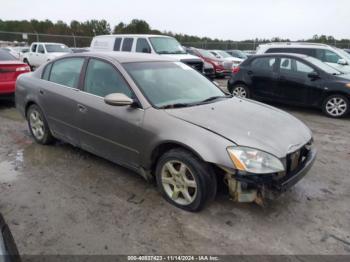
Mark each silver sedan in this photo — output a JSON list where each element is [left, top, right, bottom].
[[15, 52, 316, 211]]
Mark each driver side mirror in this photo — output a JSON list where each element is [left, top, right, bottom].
[[104, 93, 134, 106], [337, 58, 348, 65], [308, 71, 320, 80]]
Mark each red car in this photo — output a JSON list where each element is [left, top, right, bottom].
[[0, 49, 31, 97], [187, 47, 230, 77]]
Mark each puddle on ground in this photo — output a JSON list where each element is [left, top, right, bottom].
[[0, 160, 20, 183]]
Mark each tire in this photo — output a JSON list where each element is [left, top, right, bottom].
[[27, 104, 54, 144], [155, 148, 217, 212], [230, 84, 250, 98], [322, 94, 349, 118]]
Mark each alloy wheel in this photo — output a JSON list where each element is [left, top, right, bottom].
[[161, 161, 197, 206], [29, 110, 45, 140], [325, 97, 347, 117], [232, 86, 247, 98]]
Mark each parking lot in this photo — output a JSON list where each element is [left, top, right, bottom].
[[0, 80, 349, 255]]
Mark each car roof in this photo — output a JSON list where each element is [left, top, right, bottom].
[[248, 53, 310, 59], [32, 42, 67, 45], [65, 51, 176, 63], [258, 42, 332, 49], [93, 34, 172, 38]]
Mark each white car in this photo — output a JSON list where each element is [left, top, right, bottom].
[[23, 42, 72, 69], [210, 50, 243, 68], [90, 34, 204, 73], [256, 42, 350, 73]]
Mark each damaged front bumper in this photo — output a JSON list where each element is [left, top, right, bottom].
[[224, 148, 317, 204]]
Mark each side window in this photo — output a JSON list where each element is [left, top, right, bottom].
[[84, 59, 132, 98], [266, 48, 286, 53], [42, 63, 53, 80], [113, 38, 122, 51], [122, 38, 133, 52], [315, 49, 341, 63], [279, 58, 314, 77], [136, 38, 151, 53], [49, 58, 84, 88], [296, 61, 314, 74], [38, 45, 45, 54], [31, 44, 37, 52], [251, 57, 276, 72], [280, 58, 292, 71]]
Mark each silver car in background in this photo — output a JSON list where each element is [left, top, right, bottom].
[[15, 52, 316, 211]]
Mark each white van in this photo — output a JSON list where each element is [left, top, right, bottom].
[[90, 34, 204, 72]]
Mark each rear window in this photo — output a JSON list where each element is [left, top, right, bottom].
[[114, 38, 122, 51], [122, 38, 133, 52], [0, 50, 16, 61]]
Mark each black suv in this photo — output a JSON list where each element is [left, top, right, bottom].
[[228, 53, 350, 118]]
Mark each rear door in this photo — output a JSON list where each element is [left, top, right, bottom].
[[249, 56, 279, 99], [275, 57, 317, 104], [75, 58, 144, 168], [39, 57, 85, 146]]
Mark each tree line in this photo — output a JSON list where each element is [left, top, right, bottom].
[[0, 19, 349, 49]]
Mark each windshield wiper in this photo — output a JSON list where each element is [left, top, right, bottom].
[[196, 94, 232, 104], [158, 103, 192, 109]]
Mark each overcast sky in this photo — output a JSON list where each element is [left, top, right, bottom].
[[1, 0, 349, 40]]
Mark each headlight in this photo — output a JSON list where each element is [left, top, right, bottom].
[[227, 146, 284, 174]]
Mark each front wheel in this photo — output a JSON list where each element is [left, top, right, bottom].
[[155, 149, 217, 212], [322, 94, 349, 118], [27, 104, 54, 144], [231, 84, 249, 98]]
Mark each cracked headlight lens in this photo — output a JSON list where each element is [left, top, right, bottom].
[[227, 146, 285, 174]]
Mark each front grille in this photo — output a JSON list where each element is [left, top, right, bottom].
[[286, 140, 312, 174], [181, 60, 204, 72]]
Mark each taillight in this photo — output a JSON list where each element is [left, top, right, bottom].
[[16, 66, 30, 72], [232, 66, 240, 74]]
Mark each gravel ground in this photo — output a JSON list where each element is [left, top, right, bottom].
[[0, 80, 350, 255]]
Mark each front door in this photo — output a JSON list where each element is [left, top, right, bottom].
[[76, 58, 144, 168], [275, 57, 317, 105]]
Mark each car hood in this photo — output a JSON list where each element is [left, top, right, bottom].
[[47, 52, 70, 58], [326, 62, 350, 73], [166, 98, 312, 158], [161, 53, 201, 61]]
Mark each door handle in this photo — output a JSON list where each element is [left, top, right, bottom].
[[247, 70, 253, 75], [77, 104, 87, 113]]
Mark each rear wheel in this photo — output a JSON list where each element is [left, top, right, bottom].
[[322, 94, 349, 118], [231, 84, 249, 98], [27, 104, 54, 144], [155, 149, 217, 212]]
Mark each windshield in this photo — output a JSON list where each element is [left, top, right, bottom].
[[217, 51, 232, 58], [336, 48, 350, 61], [149, 37, 186, 54], [305, 56, 342, 75], [197, 49, 216, 58], [123, 62, 225, 108], [0, 50, 16, 61], [232, 50, 248, 59], [45, 44, 71, 53]]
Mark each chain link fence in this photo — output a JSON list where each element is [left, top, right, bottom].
[[1, 30, 350, 51], [0, 31, 92, 48]]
